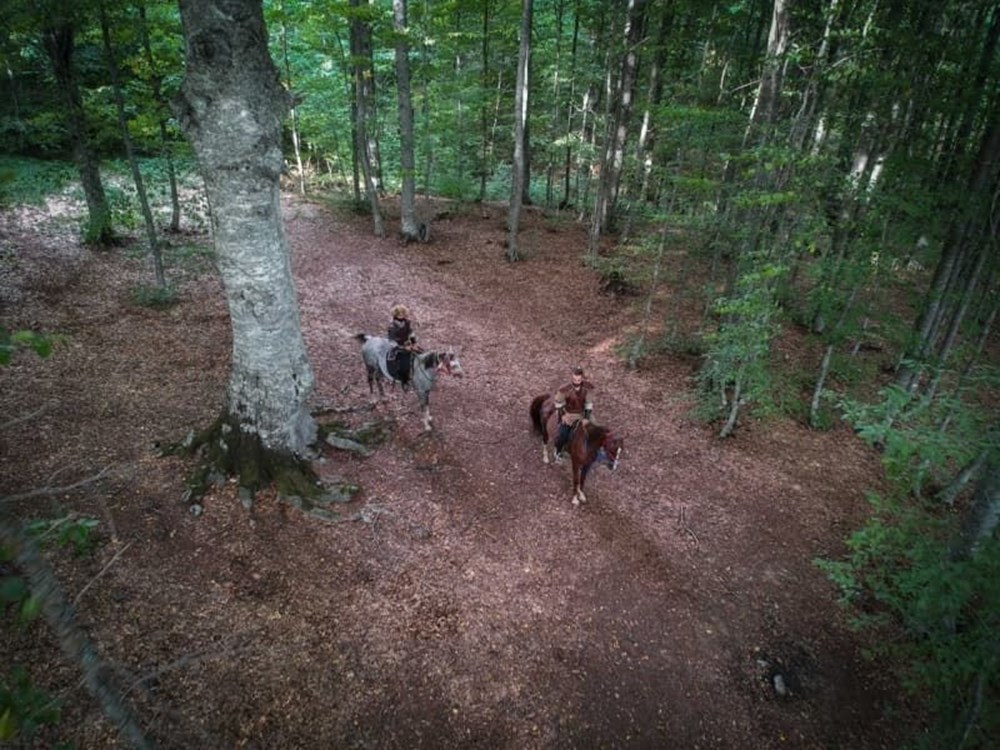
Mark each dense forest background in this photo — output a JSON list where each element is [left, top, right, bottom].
[[1, 0, 997, 747]]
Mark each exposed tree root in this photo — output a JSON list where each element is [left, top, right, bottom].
[[160, 414, 398, 518], [160, 413, 325, 509]]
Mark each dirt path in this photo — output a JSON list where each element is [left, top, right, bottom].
[[0, 195, 904, 749]]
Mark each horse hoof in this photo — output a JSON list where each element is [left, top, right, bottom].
[[571, 496, 580, 507]]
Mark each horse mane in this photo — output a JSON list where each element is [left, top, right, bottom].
[[583, 422, 610, 442]]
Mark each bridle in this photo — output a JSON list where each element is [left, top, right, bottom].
[[595, 431, 621, 470], [411, 351, 461, 386]]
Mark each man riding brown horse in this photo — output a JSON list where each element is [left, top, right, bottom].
[[552, 365, 594, 462]]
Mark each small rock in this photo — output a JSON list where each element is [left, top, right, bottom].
[[189, 503, 203, 517], [773, 674, 788, 697]]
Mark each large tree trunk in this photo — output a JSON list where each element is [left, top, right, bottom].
[[506, 0, 532, 262], [41, 23, 113, 246], [174, 0, 318, 497], [393, 0, 421, 241]]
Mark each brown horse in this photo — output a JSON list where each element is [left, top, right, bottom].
[[530, 394, 623, 505]]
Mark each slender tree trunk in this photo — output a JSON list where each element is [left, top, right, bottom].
[[809, 282, 861, 427], [587, 0, 646, 259], [634, 5, 671, 203], [628, 224, 668, 368], [940, 5, 1000, 186], [478, 0, 491, 201], [393, 0, 421, 241], [277, 2, 305, 195], [561, 3, 580, 209], [507, 0, 533, 262], [949, 458, 1000, 559], [175, 0, 318, 490], [99, 4, 166, 288], [351, 0, 384, 236], [897, 118, 1000, 393], [42, 24, 113, 246], [137, 1, 181, 232]]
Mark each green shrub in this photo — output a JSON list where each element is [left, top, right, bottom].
[[131, 283, 179, 309]]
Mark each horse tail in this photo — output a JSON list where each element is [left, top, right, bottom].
[[355, 333, 370, 344], [529, 394, 547, 435]]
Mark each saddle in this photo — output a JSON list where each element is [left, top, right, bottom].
[[385, 345, 413, 385]]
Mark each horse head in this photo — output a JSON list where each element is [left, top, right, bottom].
[[599, 430, 623, 470], [435, 349, 464, 378]]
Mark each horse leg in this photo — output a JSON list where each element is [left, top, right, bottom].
[[576, 463, 592, 504], [571, 464, 583, 506], [419, 392, 432, 432], [542, 441, 550, 464]]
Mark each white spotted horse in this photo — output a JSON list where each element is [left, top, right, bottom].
[[530, 394, 623, 506], [356, 334, 463, 431]]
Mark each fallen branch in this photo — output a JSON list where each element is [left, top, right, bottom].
[[1, 467, 110, 506], [74, 540, 134, 606], [0, 517, 151, 749]]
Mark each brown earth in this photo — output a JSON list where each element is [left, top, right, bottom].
[[0, 193, 910, 749]]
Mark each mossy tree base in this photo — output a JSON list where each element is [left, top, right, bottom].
[[162, 413, 333, 512], [160, 414, 400, 519]]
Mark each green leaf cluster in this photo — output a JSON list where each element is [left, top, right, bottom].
[[817, 493, 1000, 749]]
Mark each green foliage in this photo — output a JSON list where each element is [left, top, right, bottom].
[[0, 157, 78, 206], [24, 516, 101, 557], [842, 380, 995, 493], [816, 493, 1000, 749], [696, 259, 786, 425], [0, 667, 62, 742], [0, 329, 58, 365], [130, 282, 178, 309]]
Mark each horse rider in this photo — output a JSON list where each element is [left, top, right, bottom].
[[552, 365, 595, 462], [387, 304, 417, 348], [386, 304, 419, 385]]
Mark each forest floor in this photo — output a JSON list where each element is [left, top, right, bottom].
[[0, 192, 912, 749]]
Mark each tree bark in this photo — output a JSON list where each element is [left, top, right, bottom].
[[174, 0, 318, 486], [99, 4, 166, 288], [351, 0, 384, 236], [949, 458, 1000, 560], [137, 1, 182, 232], [41, 23, 113, 246], [507, 0, 532, 262], [587, 0, 646, 258], [897, 116, 1000, 393], [277, 1, 306, 195], [393, 0, 421, 240]]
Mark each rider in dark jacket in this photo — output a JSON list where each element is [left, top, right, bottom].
[[387, 304, 417, 385], [387, 304, 416, 348]]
